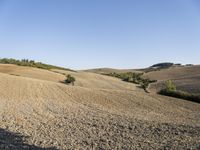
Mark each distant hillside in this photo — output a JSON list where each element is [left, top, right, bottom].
[[143, 65, 200, 94], [86, 63, 183, 75], [137, 62, 183, 73], [150, 62, 174, 68], [87, 63, 200, 97], [84, 68, 141, 74], [85, 62, 184, 74]]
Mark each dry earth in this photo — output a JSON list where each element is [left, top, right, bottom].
[[0, 64, 200, 149], [143, 65, 200, 93]]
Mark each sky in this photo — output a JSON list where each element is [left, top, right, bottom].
[[0, 0, 200, 69]]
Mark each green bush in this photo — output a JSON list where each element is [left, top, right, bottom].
[[140, 79, 150, 92], [159, 89, 200, 103], [165, 80, 176, 91], [64, 74, 76, 85], [104, 72, 156, 92]]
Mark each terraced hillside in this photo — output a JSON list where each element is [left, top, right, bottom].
[[0, 64, 199, 149]]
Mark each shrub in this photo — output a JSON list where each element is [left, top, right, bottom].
[[165, 80, 176, 91], [64, 74, 76, 85], [159, 89, 200, 103], [104, 72, 156, 92], [140, 79, 150, 92]]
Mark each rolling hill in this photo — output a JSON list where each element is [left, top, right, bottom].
[[84, 68, 141, 74], [143, 65, 200, 94], [0, 64, 199, 149]]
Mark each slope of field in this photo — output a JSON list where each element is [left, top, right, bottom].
[[52, 69, 137, 90], [0, 65, 200, 149], [0, 64, 136, 90], [0, 64, 66, 83], [144, 65, 200, 93]]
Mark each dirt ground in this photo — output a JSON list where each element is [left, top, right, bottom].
[[0, 64, 199, 149], [144, 65, 200, 93]]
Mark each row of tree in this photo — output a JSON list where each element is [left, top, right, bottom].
[[105, 72, 156, 92], [0, 58, 69, 70]]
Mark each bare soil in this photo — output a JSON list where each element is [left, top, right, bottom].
[[0, 64, 199, 149], [144, 65, 200, 93]]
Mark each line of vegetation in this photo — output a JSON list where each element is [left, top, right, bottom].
[[159, 80, 200, 103], [0, 58, 72, 71], [104, 72, 157, 92], [64, 74, 76, 86]]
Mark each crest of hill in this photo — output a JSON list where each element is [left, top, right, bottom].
[[84, 62, 181, 74], [84, 68, 141, 74]]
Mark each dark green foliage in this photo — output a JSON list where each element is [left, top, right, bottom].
[[159, 89, 200, 103], [186, 64, 193, 66], [165, 80, 176, 91], [106, 72, 145, 84], [104, 72, 156, 92], [140, 79, 150, 92], [64, 74, 76, 85], [0, 58, 71, 71]]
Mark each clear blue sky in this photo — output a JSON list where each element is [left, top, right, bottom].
[[0, 0, 200, 69]]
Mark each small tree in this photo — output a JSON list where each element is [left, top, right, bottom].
[[140, 79, 149, 92], [30, 60, 35, 63], [165, 80, 176, 91], [65, 74, 76, 85]]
